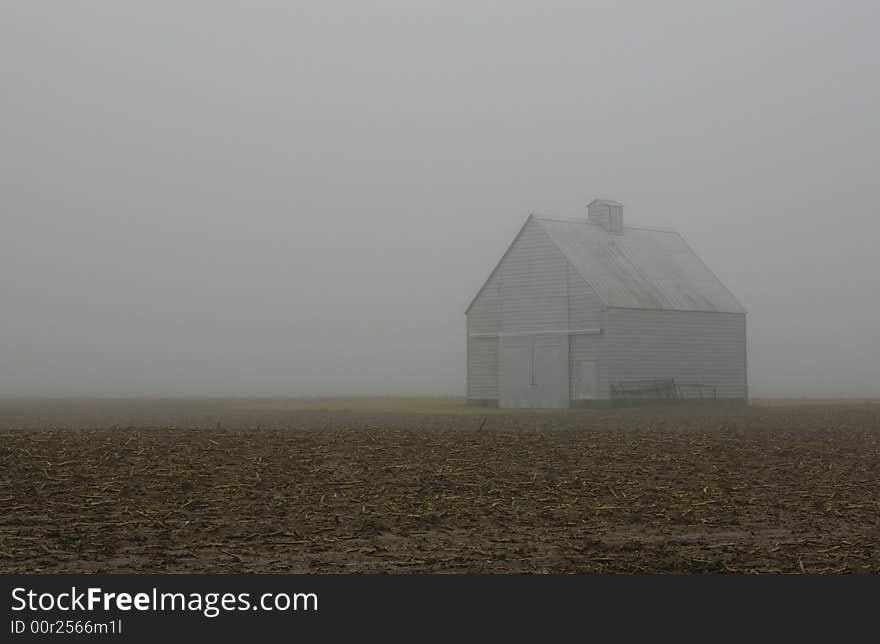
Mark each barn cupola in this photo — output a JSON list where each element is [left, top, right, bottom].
[[587, 199, 624, 234]]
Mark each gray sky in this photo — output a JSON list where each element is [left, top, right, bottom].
[[2, 0, 878, 398]]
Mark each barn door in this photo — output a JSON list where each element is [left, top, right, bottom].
[[574, 360, 597, 399], [499, 336, 533, 408], [499, 334, 569, 408], [532, 335, 569, 408]]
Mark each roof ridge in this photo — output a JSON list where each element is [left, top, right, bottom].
[[532, 216, 678, 234]]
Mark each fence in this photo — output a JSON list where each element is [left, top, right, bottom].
[[610, 379, 717, 403]]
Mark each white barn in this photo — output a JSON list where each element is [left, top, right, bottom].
[[466, 200, 747, 408]]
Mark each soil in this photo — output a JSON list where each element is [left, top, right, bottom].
[[1, 399, 879, 573]]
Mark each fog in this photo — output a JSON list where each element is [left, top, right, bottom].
[[2, 1, 878, 398]]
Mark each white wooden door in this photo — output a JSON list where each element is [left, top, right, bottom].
[[532, 335, 569, 408], [574, 359, 597, 400], [499, 334, 569, 408], [499, 336, 533, 408]]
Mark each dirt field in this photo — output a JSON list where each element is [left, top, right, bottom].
[[2, 398, 879, 573]]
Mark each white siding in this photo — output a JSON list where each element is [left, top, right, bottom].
[[467, 271, 500, 335], [467, 333, 498, 400], [499, 219, 568, 333], [567, 268, 606, 401], [466, 268, 500, 400], [602, 309, 747, 399], [567, 262, 604, 329], [467, 218, 604, 402]]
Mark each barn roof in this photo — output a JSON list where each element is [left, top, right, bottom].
[[534, 217, 745, 313]]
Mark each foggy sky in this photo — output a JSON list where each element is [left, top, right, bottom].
[[2, 1, 878, 398]]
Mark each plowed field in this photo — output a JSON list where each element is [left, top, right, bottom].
[[2, 399, 879, 573]]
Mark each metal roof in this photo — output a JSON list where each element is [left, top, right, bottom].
[[535, 217, 745, 313]]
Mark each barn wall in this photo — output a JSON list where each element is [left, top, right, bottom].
[[466, 218, 605, 403], [467, 329, 499, 401], [567, 262, 604, 329], [568, 263, 605, 401], [602, 309, 747, 400], [466, 268, 500, 401], [499, 219, 568, 333], [467, 271, 501, 335]]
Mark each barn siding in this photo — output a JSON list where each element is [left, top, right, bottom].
[[567, 262, 604, 329], [602, 309, 747, 400], [467, 271, 501, 335], [467, 333, 498, 400], [467, 218, 605, 402], [466, 264, 500, 400], [499, 219, 568, 333], [567, 265, 606, 401]]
